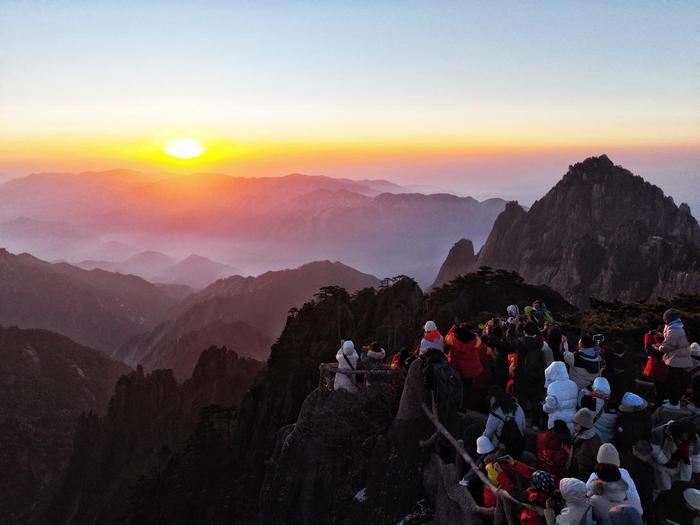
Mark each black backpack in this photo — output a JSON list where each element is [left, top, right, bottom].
[[430, 361, 463, 409], [491, 408, 526, 458]]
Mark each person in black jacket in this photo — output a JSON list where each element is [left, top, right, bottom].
[[620, 440, 656, 524], [514, 321, 546, 428], [653, 480, 700, 525], [614, 392, 652, 454]]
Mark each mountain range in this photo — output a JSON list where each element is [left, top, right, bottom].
[[433, 155, 700, 306], [77, 251, 240, 289], [0, 170, 506, 286], [0, 248, 176, 352], [113, 260, 381, 380]]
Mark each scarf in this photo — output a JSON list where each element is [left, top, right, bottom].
[[668, 319, 684, 329]]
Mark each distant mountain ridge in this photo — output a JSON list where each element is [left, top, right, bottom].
[[77, 251, 240, 289], [113, 260, 381, 379], [0, 170, 505, 285], [0, 248, 176, 352], [435, 155, 700, 305]]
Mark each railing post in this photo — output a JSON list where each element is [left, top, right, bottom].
[[455, 439, 465, 475]]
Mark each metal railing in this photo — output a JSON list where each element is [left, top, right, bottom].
[[318, 362, 404, 394]]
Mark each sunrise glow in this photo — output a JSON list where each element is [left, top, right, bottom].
[[165, 138, 205, 160]]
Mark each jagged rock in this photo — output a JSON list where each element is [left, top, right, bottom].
[[0, 326, 129, 524], [431, 239, 477, 289], [45, 346, 263, 524], [471, 155, 700, 307]]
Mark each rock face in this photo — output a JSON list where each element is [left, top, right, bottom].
[[46, 346, 263, 524], [0, 248, 176, 352], [473, 155, 700, 306], [431, 238, 477, 289], [114, 260, 381, 379], [0, 326, 130, 524]]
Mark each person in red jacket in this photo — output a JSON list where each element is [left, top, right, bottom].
[[521, 470, 556, 525], [445, 322, 484, 410], [536, 419, 571, 481]]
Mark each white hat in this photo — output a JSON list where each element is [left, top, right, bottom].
[[342, 340, 355, 355], [690, 342, 700, 358], [476, 436, 496, 455], [424, 320, 437, 332], [683, 488, 700, 510], [596, 443, 620, 467]]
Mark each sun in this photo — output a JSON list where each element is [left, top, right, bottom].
[[165, 138, 205, 159]]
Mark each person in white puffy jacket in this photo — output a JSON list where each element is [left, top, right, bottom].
[[584, 443, 643, 518], [578, 377, 617, 444], [543, 361, 579, 431], [334, 340, 359, 393], [544, 477, 594, 525]]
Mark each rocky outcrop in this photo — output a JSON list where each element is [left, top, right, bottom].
[[431, 239, 477, 289], [473, 155, 700, 307], [45, 346, 263, 524], [0, 326, 130, 524]]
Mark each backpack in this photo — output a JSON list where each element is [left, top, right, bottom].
[[430, 361, 463, 409], [491, 408, 526, 458]]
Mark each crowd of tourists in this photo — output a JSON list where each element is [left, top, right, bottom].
[[334, 302, 700, 524]]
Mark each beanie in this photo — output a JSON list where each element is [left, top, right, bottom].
[[530, 470, 555, 493], [597, 443, 620, 467], [424, 320, 437, 332], [342, 340, 355, 355], [476, 436, 496, 455], [572, 408, 595, 429], [609, 505, 642, 525]]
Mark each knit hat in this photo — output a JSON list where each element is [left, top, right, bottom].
[[424, 320, 437, 332], [507, 304, 519, 318], [552, 419, 570, 436], [691, 342, 700, 358], [620, 392, 647, 411], [609, 505, 643, 525], [597, 443, 620, 467], [342, 340, 355, 355], [663, 308, 681, 323], [573, 408, 595, 429], [476, 436, 496, 455], [683, 488, 700, 510], [530, 470, 555, 493]]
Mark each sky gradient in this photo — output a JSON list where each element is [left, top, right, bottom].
[[1, 1, 698, 209]]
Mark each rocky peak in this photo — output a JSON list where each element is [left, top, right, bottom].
[[431, 238, 477, 288], [472, 156, 700, 306]]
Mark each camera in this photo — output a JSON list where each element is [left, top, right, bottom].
[[593, 334, 605, 345]]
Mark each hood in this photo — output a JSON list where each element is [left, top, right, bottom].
[[592, 376, 611, 397], [619, 392, 648, 412], [600, 479, 629, 502], [559, 478, 587, 503], [342, 340, 356, 356], [609, 505, 643, 525], [545, 361, 569, 386]]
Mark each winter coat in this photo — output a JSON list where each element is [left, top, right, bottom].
[[579, 377, 617, 444], [614, 398, 651, 454], [334, 347, 359, 393], [515, 335, 546, 398], [650, 422, 695, 480], [620, 452, 655, 523], [483, 405, 527, 449], [653, 480, 698, 525], [445, 325, 484, 379], [651, 402, 693, 427], [564, 347, 605, 390], [521, 487, 549, 525], [482, 459, 533, 508], [589, 478, 635, 525], [536, 430, 570, 480], [543, 362, 579, 431], [585, 468, 643, 516], [544, 478, 594, 525], [366, 348, 386, 363], [570, 429, 602, 482], [660, 321, 692, 369], [420, 330, 444, 354]]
